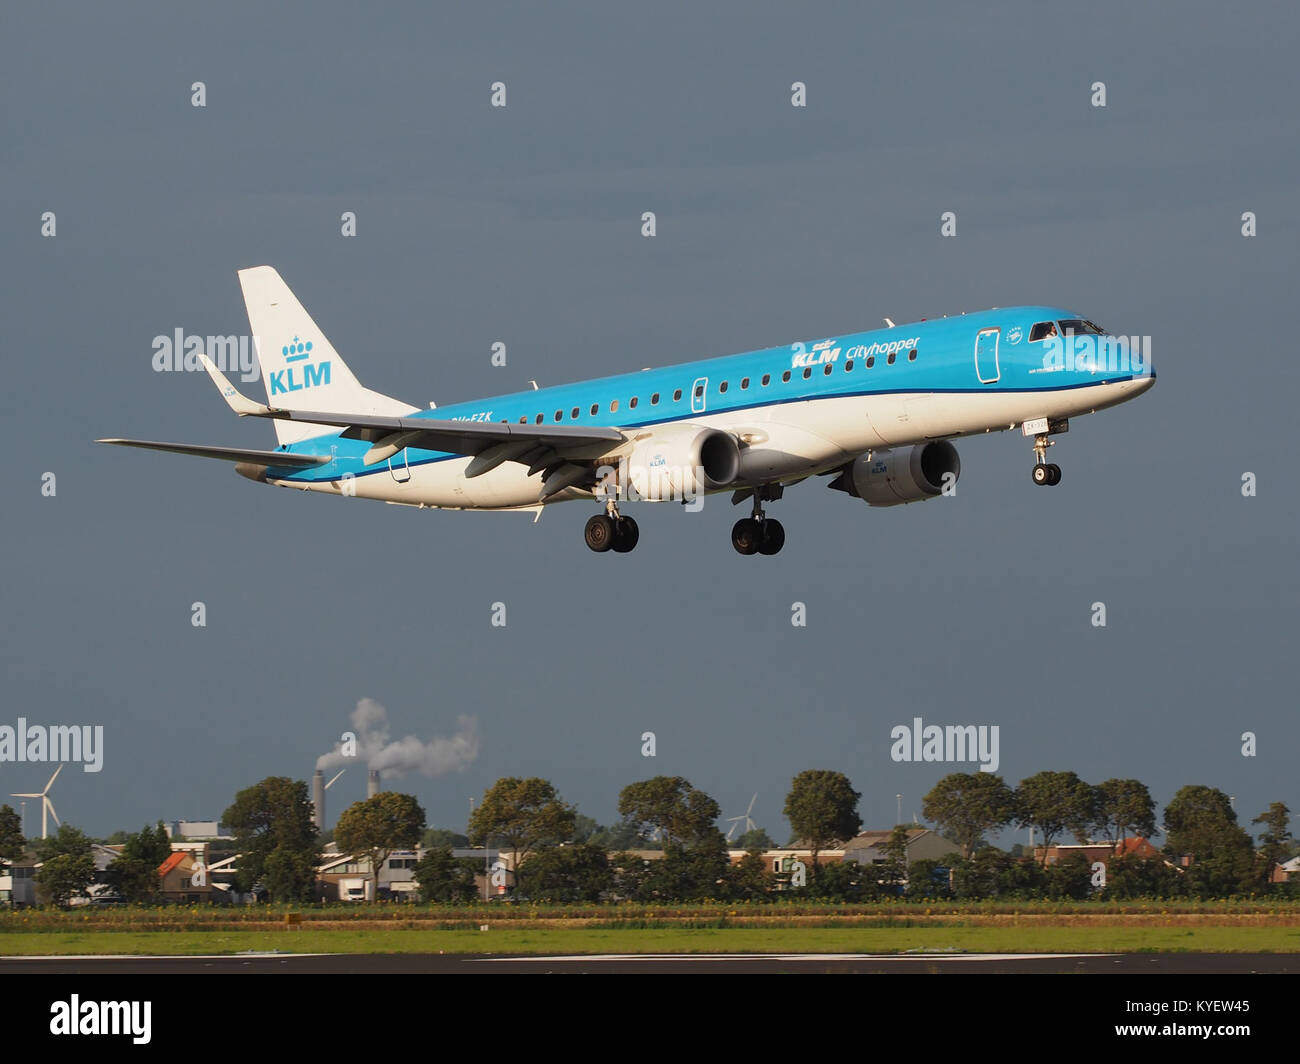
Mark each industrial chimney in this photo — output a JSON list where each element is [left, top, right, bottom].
[[367, 769, 380, 799], [312, 770, 325, 830]]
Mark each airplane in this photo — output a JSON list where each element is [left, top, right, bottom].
[[100, 266, 1156, 555]]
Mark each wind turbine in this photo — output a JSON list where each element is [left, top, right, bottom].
[[10, 765, 63, 839], [726, 794, 758, 842]]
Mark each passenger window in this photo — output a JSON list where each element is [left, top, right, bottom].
[[554, 410, 562, 421], [887, 352, 896, 364], [651, 392, 659, 405], [782, 371, 791, 383], [823, 364, 833, 375], [519, 416, 528, 424], [630, 396, 638, 409], [1029, 321, 1058, 342], [908, 348, 917, 361], [694, 384, 704, 398], [803, 367, 812, 379], [761, 374, 770, 386], [845, 359, 854, 372], [719, 381, 728, 393], [866, 356, 875, 368], [590, 404, 598, 416], [571, 407, 580, 419], [673, 389, 682, 402], [741, 377, 749, 389], [535, 414, 544, 424], [610, 399, 619, 413]]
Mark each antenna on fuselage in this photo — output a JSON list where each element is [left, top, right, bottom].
[[528, 380, 539, 390], [883, 317, 895, 328]]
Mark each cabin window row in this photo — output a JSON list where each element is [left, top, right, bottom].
[[512, 348, 918, 423]]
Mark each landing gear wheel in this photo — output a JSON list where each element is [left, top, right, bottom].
[[1032, 464, 1051, 486], [584, 514, 615, 552], [1046, 463, 1061, 485], [611, 516, 640, 553], [758, 518, 785, 555], [731, 518, 761, 556]]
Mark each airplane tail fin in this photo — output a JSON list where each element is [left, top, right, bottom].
[[237, 266, 417, 445]]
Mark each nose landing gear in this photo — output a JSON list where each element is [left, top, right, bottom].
[[1026, 418, 1068, 487]]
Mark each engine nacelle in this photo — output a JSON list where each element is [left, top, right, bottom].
[[832, 441, 961, 506], [618, 425, 741, 502]]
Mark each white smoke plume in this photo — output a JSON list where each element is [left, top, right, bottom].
[[316, 698, 479, 780]]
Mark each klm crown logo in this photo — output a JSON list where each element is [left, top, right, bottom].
[[282, 336, 314, 363], [270, 335, 330, 396]]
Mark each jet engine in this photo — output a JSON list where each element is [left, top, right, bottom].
[[617, 425, 741, 502], [829, 441, 960, 506]]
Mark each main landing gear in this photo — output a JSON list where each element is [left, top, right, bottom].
[[584, 498, 639, 553], [732, 486, 785, 556]]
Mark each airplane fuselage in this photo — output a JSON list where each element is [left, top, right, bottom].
[[262, 305, 1154, 511]]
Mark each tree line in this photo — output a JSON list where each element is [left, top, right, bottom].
[[0, 767, 1292, 905]]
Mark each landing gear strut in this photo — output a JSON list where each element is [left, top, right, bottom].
[[585, 497, 639, 553], [732, 486, 785, 556], [1026, 419, 1067, 487]]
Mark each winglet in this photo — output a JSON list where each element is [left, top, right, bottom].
[[198, 353, 273, 416]]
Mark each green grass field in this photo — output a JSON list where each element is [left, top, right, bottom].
[[2, 924, 1298, 956]]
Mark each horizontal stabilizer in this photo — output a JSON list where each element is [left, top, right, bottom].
[[97, 439, 330, 468]]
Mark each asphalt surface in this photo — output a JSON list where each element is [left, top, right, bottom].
[[2, 952, 1295, 974]]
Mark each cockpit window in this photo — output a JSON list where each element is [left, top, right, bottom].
[[1028, 321, 1059, 342], [1058, 318, 1104, 335]]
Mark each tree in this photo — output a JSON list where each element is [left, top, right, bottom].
[[642, 834, 729, 900], [514, 842, 612, 902], [1106, 853, 1181, 899], [783, 770, 861, 883], [735, 827, 775, 851], [414, 846, 480, 903], [1092, 779, 1158, 846], [0, 805, 24, 877], [36, 853, 95, 906], [1252, 802, 1292, 888], [618, 777, 721, 848], [921, 773, 1016, 858], [421, 827, 469, 850], [335, 792, 426, 898], [223, 776, 319, 902], [468, 778, 576, 888], [1163, 785, 1254, 897], [104, 821, 173, 902], [879, 825, 912, 892], [33, 824, 93, 863], [1014, 771, 1097, 861], [723, 850, 775, 901], [587, 820, 649, 851]]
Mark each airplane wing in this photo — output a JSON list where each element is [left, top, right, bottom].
[[199, 351, 622, 451], [97, 439, 331, 468], [151, 354, 628, 498]]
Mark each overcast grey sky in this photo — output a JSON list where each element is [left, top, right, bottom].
[[2, 2, 1296, 843]]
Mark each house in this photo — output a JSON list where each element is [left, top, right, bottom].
[[157, 849, 217, 904], [1034, 836, 1162, 866], [841, 828, 962, 867]]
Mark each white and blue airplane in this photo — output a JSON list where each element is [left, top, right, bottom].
[[101, 266, 1155, 555]]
